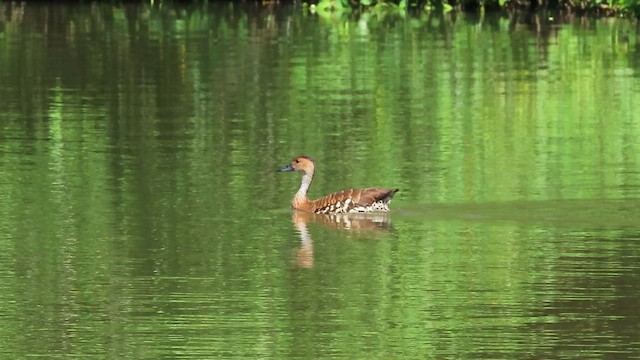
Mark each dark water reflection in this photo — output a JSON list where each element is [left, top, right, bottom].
[[1, 2, 640, 359]]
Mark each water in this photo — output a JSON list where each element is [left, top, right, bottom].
[[1, 2, 639, 359]]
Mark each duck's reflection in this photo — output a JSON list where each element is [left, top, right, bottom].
[[291, 211, 393, 268]]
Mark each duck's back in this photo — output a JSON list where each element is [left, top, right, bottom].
[[311, 188, 399, 214]]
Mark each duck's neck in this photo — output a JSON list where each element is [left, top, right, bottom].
[[293, 172, 313, 209]]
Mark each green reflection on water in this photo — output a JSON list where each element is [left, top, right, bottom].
[[0, 3, 639, 359]]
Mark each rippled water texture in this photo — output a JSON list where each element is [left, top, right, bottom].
[[1, 3, 639, 359]]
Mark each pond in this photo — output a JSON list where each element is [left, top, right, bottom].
[[1, 2, 639, 359]]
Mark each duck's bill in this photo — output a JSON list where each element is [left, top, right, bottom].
[[276, 164, 294, 172]]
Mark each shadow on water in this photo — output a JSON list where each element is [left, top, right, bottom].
[[290, 210, 394, 268], [398, 199, 640, 228]]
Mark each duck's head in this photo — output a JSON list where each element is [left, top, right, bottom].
[[276, 155, 315, 175]]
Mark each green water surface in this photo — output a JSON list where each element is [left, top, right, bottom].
[[0, 3, 639, 359]]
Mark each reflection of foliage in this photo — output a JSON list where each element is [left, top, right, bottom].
[[0, 2, 638, 221], [309, 0, 638, 16], [1, 1, 638, 209]]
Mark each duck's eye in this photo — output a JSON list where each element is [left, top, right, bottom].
[[295, 159, 300, 163]]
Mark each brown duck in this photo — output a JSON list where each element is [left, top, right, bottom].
[[276, 155, 399, 214]]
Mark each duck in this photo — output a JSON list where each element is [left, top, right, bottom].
[[276, 155, 399, 214]]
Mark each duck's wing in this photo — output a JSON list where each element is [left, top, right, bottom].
[[312, 188, 399, 214]]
